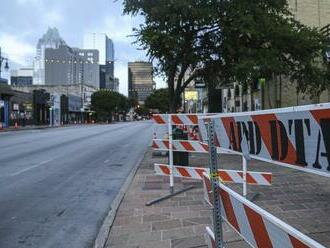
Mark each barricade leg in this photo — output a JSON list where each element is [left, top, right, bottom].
[[207, 120, 224, 248], [168, 115, 174, 194]]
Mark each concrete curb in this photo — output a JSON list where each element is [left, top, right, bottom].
[[93, 149, 147, 248]]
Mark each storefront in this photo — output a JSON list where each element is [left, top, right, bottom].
[[0, 84, 14, 128]]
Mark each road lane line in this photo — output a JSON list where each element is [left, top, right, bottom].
[[10, 159, 54, 176]]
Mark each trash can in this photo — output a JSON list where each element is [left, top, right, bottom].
[[171, 127, 189, 166]]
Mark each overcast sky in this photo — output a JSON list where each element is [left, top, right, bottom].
[[1, 0, 165, 95]]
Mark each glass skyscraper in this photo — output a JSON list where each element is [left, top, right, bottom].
[[83, 33, 116, 90]]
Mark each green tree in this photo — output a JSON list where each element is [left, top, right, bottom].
[[91, 90, 129, 121], [123, 0, 221, 112], [144, 88, 169, 113], [128, 97, 138, 108], [123, 0, 328, 112], [218, 0, 328, 97]]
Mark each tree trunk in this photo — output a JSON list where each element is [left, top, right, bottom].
[[207, 80, 222, 113], [168, 74, 179, 113], [168, 83, 176, 113]]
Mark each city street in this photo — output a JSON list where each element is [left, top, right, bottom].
[[0, 122, 153, 248]]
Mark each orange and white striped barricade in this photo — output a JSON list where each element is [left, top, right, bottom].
[[152, 139, 232, 153], [198, 103, 330, 178], [152, 139, 209, 153], [153, 114, 200, 126], [152, 113, 232, 195], [202, 173, 326, 248], [154, 164, 272, 186]]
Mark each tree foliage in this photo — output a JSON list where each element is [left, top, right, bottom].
[[123, 0, 329, 110], [219, 0, 328, 95], [91, 90, 129, 121], [144, 88, 169, 113], [123, 0, 221, 112]]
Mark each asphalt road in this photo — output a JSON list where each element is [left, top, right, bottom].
[[0, 121, 153, 248]]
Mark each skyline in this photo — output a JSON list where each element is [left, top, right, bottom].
[[1, 0, 165, 95]]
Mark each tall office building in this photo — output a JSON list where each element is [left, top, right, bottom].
[[128, 61, 154, 104], [44, 45, 99, 88], [113, 78, 120, 92], [33, 27, 66, 85], [83, 33, 116, 90]]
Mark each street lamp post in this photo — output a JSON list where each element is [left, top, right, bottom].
[[0, 47, 9, 79]]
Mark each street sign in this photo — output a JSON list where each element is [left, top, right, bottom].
[[198, 103, 330, 177], [194, 77, 206, 88], [195, 81, 206, 88]]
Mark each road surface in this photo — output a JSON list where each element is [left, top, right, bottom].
[[0, 122, 153, 248]]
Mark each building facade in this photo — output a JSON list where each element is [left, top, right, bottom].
[[44, 46, 99, 88], [128, 61, 154, 104], [83, 33, 115, 90], [12, 84, 97, 112], [112, 77, 120, 92], [288, 0, 330, 28], [10, 68, 33, 86]]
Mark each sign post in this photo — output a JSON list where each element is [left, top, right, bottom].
[[207, 120, 224, 248], [168, 114, 174, 194]]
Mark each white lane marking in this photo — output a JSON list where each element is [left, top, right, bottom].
[[11, 159, 54, 176], [103, 159, 110, 164]]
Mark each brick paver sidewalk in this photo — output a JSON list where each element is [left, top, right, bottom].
[[106, 149, 330, 248]]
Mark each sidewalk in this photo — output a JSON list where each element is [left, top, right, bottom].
[[0, 125, 50, 132], [0, 123, 101, 132], [106, 149, 330, 248]]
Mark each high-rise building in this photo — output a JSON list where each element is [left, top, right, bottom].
[[128, 61, 154, 104], [10, 68, 33, 86], [44, 45, 99, 88], [112, 77, 119, 92], [33, 27, 66, 85], [83, 33, 114, 64], [83, 33, 115, 90]]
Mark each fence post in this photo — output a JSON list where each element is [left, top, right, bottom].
[[207, 119, 224, 248], [168, 114, 174, 194]]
